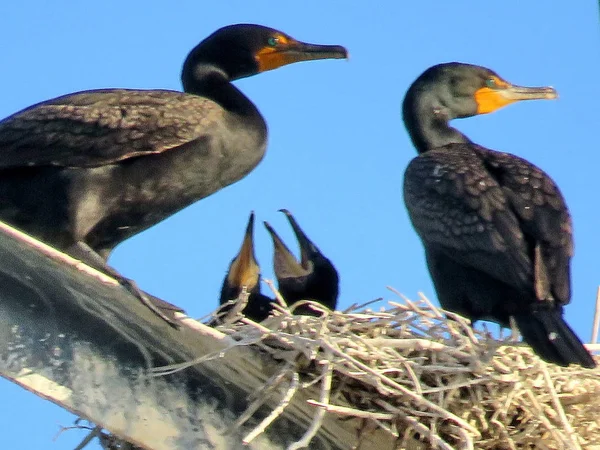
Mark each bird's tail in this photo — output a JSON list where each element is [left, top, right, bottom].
[[514, 309, 596, 368]]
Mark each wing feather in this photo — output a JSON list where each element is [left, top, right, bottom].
[[0, 89, 224, 168]]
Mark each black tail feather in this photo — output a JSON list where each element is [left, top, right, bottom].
[[514, 309, 596, 368]]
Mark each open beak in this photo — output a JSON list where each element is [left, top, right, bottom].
[[228, 212, 260, 289], [264, 220, 309, 278], [279, 209, 320, 266]]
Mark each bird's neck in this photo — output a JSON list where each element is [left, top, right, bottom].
[[182, 64, 260, 118], [403, 101, 472, 154]]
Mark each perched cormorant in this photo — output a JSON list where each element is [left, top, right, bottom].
[[0, 24, 347, 323], [403, 62, 595, 368], [217, 212, 274, 323], [264, 209, 339, 314]]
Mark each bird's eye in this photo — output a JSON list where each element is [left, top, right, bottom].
[[267, 36, 279, 47], [485, 78, 497, 89]]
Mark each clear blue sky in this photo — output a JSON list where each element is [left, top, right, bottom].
[[0, 2, 598, 448]]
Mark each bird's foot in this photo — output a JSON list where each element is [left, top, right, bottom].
[[117, 276, 180, 328], [67, 242, 180, 328]]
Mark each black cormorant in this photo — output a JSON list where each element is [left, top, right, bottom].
[[0, 24, 347, 323], [264, 209, 339, 314], [402, 62, 595, 368], [218, 212, 274, 323]]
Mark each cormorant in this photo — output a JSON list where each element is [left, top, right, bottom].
[[0, 24, 347, 323], [402, 62, 595, 368], [217, 212, 274, 323], [264, 209, 339, 314]]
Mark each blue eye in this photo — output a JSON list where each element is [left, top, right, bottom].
[[485, 78, 497, 88], [267, 36, 279, 46]]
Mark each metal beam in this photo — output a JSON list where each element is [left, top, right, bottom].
[[0, 222, 395, 450]]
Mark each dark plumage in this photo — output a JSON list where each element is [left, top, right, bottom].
[[0, 24, 347, 323], [218, 212, 274, 322], [264, 209, 339, 314], [402, 62, 595, 368]]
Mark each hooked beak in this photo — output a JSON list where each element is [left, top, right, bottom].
[[255, 39, 348, 73], [498, 84, 557, 101], [287, 41, 349, 62], [475, 83, 557, 115]]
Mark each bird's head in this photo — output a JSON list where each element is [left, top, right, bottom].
[[183, 23, 348, 88], [403, 62, 557, 123]]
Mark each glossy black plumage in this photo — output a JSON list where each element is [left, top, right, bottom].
[[0, 24, 346, 323], [402, 62, 595, 368], [0, 24, 347, 260], [264, 209, 339, 314], [217, 212, 274, 323]]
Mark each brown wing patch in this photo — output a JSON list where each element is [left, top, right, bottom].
[[0, 89, 225, 168]]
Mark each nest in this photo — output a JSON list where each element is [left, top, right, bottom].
[[214, 284, 600, 450]]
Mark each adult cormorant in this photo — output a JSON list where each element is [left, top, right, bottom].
[[217, 212, 274, 323], [0, 24, 347, 323], [264, 209, 339, 314], [403, 62, 595, 367]]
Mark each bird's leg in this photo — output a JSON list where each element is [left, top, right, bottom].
[[67, 241, 179, 328]]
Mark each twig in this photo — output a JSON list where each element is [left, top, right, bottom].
[[591, 286, 600, 344], [354, 337, 447, 351], [318, 339, 481, 437], [541, 364, 582, 450], [288, 356, 333, 450], [341, 297, 384, 313], [243, 372, 300, 444], [524, 388, 566, 446], [264, 278, 289, 309], [56, 424, 101, 450], [306, 401, 395, 420], [376, 399, 455, 450], [232, 364, 295, 430]]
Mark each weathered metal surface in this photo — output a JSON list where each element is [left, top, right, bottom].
[[0, 222, 395, 450]]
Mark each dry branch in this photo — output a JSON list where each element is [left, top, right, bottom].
[[200, 290, 600, 449]]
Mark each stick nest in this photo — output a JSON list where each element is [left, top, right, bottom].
[[215, 288, 600, 450]]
